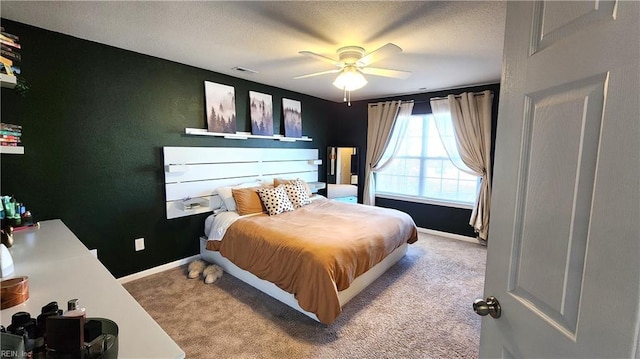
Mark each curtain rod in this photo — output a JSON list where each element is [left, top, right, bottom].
[[368, 99, 427, 106], [426, 90, 492, 101], [369, 90, 492, 106]]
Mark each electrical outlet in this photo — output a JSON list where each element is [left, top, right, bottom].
[[134, 238, 145, 251]]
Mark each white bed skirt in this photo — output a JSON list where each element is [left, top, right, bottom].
[[199, 237, 408, 322]]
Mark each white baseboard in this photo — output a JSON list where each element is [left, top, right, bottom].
[[118, 254, 201, 284], [417, 227, 479, 244]]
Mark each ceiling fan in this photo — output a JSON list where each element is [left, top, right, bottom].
[[294, 43, 411, 105]]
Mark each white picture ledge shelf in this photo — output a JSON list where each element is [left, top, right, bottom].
[[185, 128, 312, 142]]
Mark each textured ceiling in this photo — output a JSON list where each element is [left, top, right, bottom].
[[1, 1, 506, 103]]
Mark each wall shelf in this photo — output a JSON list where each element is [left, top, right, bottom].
[[0, 146, 24, 154], [179, 197, 210, 212], [0, 74, 17, 89], [185, 128, 312, 142]]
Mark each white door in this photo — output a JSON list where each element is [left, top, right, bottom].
[[479, 1, 639, 358]]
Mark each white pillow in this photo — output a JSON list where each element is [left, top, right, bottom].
[[216, 181, 262, 212], [282, 180, 311, 208], [257, 186, 295, 216], [207, 211, 240, 240]]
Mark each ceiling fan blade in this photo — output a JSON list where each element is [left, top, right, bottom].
[[361, 67, 412, 79], [293, 69, 341, 79], [299, 51, 342, 67], [357, 43, 403, 67]]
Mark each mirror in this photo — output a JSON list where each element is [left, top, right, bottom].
[[326, 147, 358, 203]]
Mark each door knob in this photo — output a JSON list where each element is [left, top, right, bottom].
[[473, 296, 501, 318]]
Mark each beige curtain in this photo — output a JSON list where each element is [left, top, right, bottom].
[[363, 100, 414, 205], [430, 90, 493, 240]]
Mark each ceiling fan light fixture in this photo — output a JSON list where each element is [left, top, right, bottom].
[[297, 43, 408, 105], [332, 67, 367, 92]]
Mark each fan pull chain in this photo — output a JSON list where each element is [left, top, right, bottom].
[[341, 86, 352, 106]]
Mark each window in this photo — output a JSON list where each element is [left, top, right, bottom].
[[375, 114, 479, 207]]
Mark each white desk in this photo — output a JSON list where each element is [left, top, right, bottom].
[[0, 220, 185, 359]]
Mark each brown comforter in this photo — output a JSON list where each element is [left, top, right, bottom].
[[206, 198, 418, 324]]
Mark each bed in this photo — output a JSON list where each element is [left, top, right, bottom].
[[162, 146, 417, 324], [201, 195, 417, 324]]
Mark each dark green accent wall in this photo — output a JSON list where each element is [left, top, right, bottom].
[[328, 83, 501, 238], [0, 19, 339, 277], [1, 18, 499, 277]]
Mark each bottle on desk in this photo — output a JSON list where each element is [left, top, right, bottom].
[[64, 299, 86, 321]]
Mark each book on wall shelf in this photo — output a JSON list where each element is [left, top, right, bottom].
[[0, 31, 19, 42], [0, 32, 20, 48], [0, 28, 20, 89], [1, 46, 21, 62], [0, 56, 15, 75], [0, 123, 23, 154]]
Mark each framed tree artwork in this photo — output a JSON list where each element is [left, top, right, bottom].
[[205, 81, 236, 133], [282, 98, 302, 138], [249, 91, 274, 136]]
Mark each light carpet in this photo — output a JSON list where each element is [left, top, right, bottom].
[[124, 232, 487, 358]]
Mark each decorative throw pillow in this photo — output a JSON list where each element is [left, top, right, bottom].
[[216, 180, 264, 212], [257, 186, 295, 216], [282, 180, 311, 208], [274, 178, 312, 197], [232, 187, 266, 216]]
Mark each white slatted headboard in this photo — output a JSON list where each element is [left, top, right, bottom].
[[163, 147, 320, 219]]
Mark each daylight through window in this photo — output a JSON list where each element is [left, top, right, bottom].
[[375, 114, 479, 206]]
